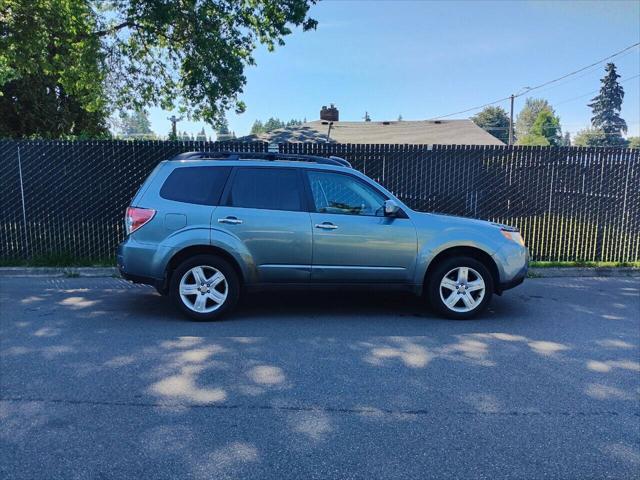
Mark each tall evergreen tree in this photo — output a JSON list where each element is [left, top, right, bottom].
[[196, 128, 207, 141], [117, 110, 155, 139], [250, 120, 265, 134], [588, 63, 627, 146]]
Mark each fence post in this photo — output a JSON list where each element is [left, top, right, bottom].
[[16, 144, 30, 258]]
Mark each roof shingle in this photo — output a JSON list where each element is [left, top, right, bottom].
[[240, 119, 504, 145]]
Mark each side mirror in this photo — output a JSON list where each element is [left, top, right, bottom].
[[384, 199, 400, 216]]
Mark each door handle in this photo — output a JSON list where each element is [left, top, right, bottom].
[[218, 216, 243, 225], [315, 222, 338, 230]]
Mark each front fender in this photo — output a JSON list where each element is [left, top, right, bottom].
[[412, 227, 499, 289]]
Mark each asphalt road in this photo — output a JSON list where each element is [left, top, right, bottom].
[[1, 276, 639, 480]]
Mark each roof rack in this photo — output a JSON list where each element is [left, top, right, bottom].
[[169, 151, 352, 168]]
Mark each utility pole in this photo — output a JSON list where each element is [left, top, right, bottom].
[[326, 121, 334, 142], [168, 115, 183, 140], [508, 94, 515, 146]]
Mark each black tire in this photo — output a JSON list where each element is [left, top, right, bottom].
[[427, 256, 493, 320], [170, 254, 240, 321]]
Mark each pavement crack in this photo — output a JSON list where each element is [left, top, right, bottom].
[[1, 396, 637, 417]]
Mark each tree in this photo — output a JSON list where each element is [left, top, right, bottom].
[[397, 114, 403, 121], [250, 117, 303, 135], [531, 109, 562, 146], [560, 132, 571, 147], [515, 98, 555, 139], [250, 120, 265, 135], [263, 117, 285, 131], [517, 134, 550, 146], [216, 116, 235, 141], [471, 106, 510, 144], [1, 0, 318, 138], [588, 63, 628, 146], [573, 128, 607, 147], [626, 137, 640, 149], [117, 110, 155, 139], [0, 0, 109, 138]]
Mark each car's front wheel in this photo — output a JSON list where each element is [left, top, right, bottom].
[[427, 256, 493, 319], [170, 255, 240, 321]]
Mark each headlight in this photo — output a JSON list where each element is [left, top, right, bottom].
[[501, 229, 525, 247]]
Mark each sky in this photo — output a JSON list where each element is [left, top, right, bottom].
[[148, 0, 640, 140]]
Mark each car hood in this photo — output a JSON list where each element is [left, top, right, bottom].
[[411, 211, 514, 231]]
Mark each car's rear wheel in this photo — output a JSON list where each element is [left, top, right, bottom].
[[427, 256, 493, 319], [170, 255, 240, 321]]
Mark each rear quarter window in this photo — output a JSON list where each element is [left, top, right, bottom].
[[160, 166, 231, 205]]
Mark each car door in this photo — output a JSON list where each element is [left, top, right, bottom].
[[305, 169, 417, 283], [213, 166, 312, 283]]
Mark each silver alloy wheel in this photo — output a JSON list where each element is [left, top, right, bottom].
[[179, 265, 228, 313], [439, 266, 486, 313]]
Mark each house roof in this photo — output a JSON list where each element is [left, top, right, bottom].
[[240, 119, 504, 145]]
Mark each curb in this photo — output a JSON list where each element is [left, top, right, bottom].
[[0, 266, 638, 279], [0, 267, 119, 278], [527, 267, 640, 278]]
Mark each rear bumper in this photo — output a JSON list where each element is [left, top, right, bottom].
[[117, 239, 166, 292]]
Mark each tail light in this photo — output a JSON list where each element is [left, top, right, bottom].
[[125, 207, 156, 235]]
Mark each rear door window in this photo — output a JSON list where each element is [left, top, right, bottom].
[[160, 166, 231, 205], [227, 168, 303, 211]]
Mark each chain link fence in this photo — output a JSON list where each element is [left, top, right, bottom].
[[0, 140, 267, 262], [1, 140, 638, 263]]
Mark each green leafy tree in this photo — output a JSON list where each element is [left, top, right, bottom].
[[560, 131, 571, 147], [1, 0, 318, 138], [626, 137, 640, 149], [517, 134, 550, 146], [515, 98, 555, 139], [588, 63, 628, 146], [573, 128, 607, 147], [0, 0, 109, 138], [530, 109, 562, 146], [471, 106, 510, 144]]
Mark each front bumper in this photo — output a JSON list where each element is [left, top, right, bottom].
[[496, 248, 528, 294]]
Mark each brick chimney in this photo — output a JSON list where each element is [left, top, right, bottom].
[[320, 104, 339, 122]]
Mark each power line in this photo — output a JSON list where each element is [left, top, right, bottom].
[[515, 42, 640, 97], [431, 96, 513, 120], [432, 41, 640, 120], [554, 73, 639, 106]]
